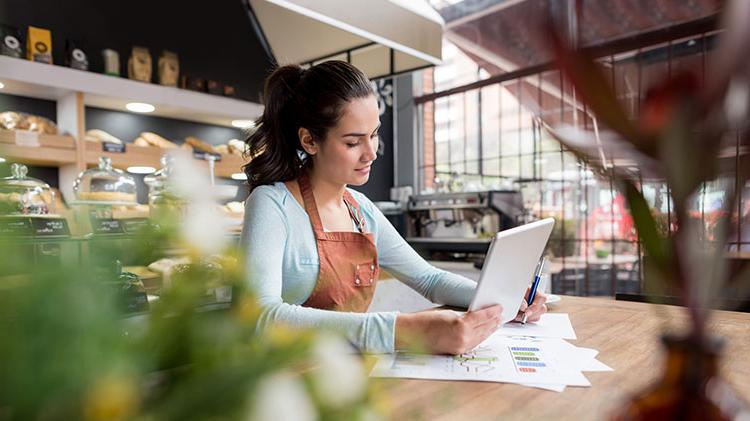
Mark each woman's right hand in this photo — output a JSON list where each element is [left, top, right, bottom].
[[395, 305, 502, 355]]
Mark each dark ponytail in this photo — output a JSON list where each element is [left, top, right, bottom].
[[243, 61, 375, 191]]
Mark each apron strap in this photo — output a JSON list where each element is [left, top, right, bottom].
[[343, 190, 367, 233], [298, 171, 368, 234], [298, 171, 325, 234]]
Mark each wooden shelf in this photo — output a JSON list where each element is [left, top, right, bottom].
[[0, 130, 77, 166], [84, 141, 164, 169], [84, 140, 247, 178], [0, 55, 263, 127]]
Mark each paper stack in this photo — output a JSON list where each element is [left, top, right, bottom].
[[370, 313, 612, 392]]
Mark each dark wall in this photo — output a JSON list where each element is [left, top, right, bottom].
[[0, 0, 273, 102], [86, 107, 243, 146], [352, 78, 394, 202]]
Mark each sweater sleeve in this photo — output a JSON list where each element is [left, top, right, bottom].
[[357, 194, 477, 307], [241, 186, 398, 353]]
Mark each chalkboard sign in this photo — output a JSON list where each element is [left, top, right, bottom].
[[122, 218, 150, 233], [193, 151, 222, 161], [0, 217, 33, 236], [31, 218, 70, 237], [91, 218, 124, 235], [0, 217, 70, 237]]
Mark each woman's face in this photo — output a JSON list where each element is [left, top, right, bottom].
[[305, 95, 380, 186]]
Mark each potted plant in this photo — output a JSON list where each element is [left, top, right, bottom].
[[543, 1, 750, 418]]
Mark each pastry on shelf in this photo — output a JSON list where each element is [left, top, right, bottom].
[[73, 157, 138, 204], [0, 111, 58, 134], [185, 136, 218, 154], [77, 191, 137, 203], [85, 129, 123, 144], [227, 139, 247, 156], [112, 204, 149, 219], [139, 131, 178, 149]]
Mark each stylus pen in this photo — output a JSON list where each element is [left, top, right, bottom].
[[521, 257, 546, 324]]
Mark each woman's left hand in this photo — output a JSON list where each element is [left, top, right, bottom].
[[513, 289, 547, 323]]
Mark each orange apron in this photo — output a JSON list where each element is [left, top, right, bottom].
[[298, 172, 380, 312]]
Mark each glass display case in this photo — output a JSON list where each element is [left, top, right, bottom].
[[73, 156, 137, 204], [0, 163, 56, 216]]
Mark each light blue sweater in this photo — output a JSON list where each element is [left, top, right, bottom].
[[241, 182, 477, 353]]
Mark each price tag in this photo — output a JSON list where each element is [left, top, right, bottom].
[[193, 150, 222, 161], [122, 218, 150, 233], [15, 130, 41, 147], [31, 218, 70, 237], [102, 142, 126, 153], [91, 218, 124, 235]]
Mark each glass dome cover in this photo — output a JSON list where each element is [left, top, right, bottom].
[[73, 156, 137, 204], [0, 163, 56, 216], [145, 154, 186, 211]]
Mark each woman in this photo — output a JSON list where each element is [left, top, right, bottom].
[[241, 61, 546, 354]]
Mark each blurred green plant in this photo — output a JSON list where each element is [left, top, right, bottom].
[[0, 159, 384, 420]]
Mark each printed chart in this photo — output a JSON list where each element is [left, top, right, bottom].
[[372, 335, 590, 387]]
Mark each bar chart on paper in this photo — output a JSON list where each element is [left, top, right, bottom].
[[371, 335, 591, 386]]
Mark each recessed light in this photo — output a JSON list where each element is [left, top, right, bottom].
[[126, 102, 155, 113], [231, 119, 255, 129], [127, 166, 156, 174], [0, 82, 5, 89], [230, 172, 248, 180]]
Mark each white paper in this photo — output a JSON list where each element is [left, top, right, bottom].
[[496, 313, 577, 340], [371, 336, 591, 387]]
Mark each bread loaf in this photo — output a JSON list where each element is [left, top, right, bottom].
[[85, 129, 123, 144], [185, 136, 217, 154], [140, 132, 178, 148], [133, 137, 150, 147]]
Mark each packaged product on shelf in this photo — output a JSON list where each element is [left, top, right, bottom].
[[0, 111, 58, 134], [1, 24, 24, 58], [157, 50, 179, 87], [179, 75, 206, 92], [65, 40, 88, 71], [185, 136, 218, 154], [85, 129, 123, 144], [128, 46, 152, 82], [26, 26, 52, 64], [139, 131, 178, 148], [207, 80, 223, 95], [102, 48, 120, 76]]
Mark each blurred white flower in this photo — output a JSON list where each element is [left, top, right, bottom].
[[170, 153, 226, 255], [247, 372, 317, 421], [310, 334, 366, 408]]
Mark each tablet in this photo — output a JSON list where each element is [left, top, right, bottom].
[[468, 218, 555, 323]]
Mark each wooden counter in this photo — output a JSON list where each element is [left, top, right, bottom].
[[377, 296, 750, 420]]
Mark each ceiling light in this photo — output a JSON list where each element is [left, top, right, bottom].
[[230, 172, 248, 180], [231, 119, 255, 129], [126, 102, 155, 113], [0, 82, 5, 89], [127, 166, 156, 174]]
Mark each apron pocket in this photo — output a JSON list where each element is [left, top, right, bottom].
[[353, 261, 378, 287]]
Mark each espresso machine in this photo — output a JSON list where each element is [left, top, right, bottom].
[[405, 190, 524, 261]]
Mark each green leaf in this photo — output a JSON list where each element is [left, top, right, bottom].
[[621, 181, 672, 282]]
